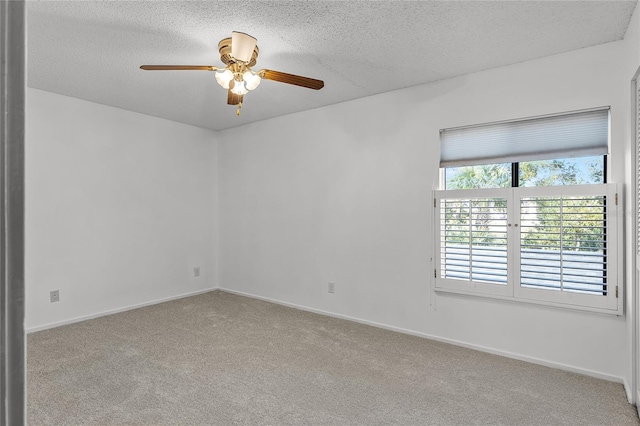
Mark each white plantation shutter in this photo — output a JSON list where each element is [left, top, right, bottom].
[[439, 197, 508, 285], [435, 188, 513, 298], [440, 108, 610, 167], [513, 184, 619, 311], [435, 184, 620, 313], [519, 193, 607, 295]]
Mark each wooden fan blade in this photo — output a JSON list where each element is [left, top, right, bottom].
[[227, 89, 243, 105], [260, 69, 324, 90], [140, 65, 217, 71]]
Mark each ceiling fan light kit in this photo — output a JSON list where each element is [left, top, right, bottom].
[[140, 31, 324, 116]]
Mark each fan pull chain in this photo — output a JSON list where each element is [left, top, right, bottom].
[[236, 101, 242, 116]]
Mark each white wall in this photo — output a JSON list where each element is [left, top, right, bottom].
[[218, 38, 636, 390], [26, 89, 218, 331]]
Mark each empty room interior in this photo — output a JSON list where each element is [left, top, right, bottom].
[[22, 1, 640, 424]]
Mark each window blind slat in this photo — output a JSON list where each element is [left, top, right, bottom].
[[440, 108, 609, 167]]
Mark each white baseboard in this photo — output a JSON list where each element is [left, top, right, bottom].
[[219, 287, 625, 386], [624, 378, 634, 404], [27, 287, 219, 333]]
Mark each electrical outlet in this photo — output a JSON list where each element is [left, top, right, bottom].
[[194, 267, 200, 277], [50, 290, 59, 303], [328, 282, 335, 294]]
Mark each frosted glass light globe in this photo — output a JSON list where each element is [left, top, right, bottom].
[[230, 79, 248, 96], [215, 69, 233, 89], [243, 71, 261, 90]]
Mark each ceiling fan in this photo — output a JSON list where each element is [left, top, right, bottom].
[[140, 32, 324, 115]]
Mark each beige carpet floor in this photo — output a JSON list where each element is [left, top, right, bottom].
[[28, 290, 639, 425]]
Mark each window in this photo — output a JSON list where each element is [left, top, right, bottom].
[[435, 108, 621, 314], [445, 156, 605, 190]]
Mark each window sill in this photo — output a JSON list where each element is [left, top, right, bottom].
[[434, 287, 623, 317]]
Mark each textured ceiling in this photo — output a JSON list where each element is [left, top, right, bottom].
[[27, 1, 638, 131]]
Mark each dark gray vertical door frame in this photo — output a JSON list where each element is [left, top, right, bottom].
[[0, 0, 25, 425]]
